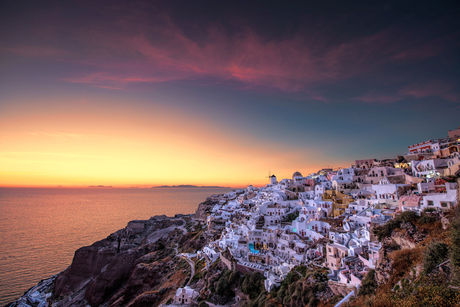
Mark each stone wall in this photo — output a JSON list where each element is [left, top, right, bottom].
[[405, 174, 425, 184], [327, 280, 357, 296], [235, 263, 264, 275], [219, 253, 234, 271]]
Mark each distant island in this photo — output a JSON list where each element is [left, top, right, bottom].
[[88, 185, 113, 188], [153, 185, 231, 188]]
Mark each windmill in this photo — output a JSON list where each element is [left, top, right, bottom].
[[265, 171, 271, 183]]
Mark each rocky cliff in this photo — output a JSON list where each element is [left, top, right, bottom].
[[7, 197, 460, 307], [43, 214, 208, 307], [193, 197, 219, 221], [349, 210, 460, 307]]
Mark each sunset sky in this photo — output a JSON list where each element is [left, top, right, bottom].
[[1, 0, 459, 187]]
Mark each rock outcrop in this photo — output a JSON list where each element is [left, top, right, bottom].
[[375, 238, 397, 285], [193, 197, 219, 221], [49, 215, 205, 307], [55, 243, 117, 298], [85, 249, 142, 306]]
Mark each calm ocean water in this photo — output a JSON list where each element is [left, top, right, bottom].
[[0, 187, 232, 305]]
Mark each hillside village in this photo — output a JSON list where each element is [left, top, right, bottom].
[[8, 127, 460, 307], [190, 127, 460, 305]]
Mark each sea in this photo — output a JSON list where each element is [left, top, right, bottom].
[[0, 187, 232, 305]]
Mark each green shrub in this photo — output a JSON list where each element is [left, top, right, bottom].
[[358, 270, 378, 296], [248, 292, 268, 307], [214, 269, 239, 297], [241, 272, 265, 299], [418, 215, 436, 224], [423, 241, 449, 274], [373, 211, 421, 241], [329, 294, 344, 305], [295, 265, 308, 277], [373, 219, 401, 241], [285, 211, 300, 223], [450, 219, 460, 283], [281, 271, 298, 286], [191, 272, 202, 283], [276, 288, 285, 301], [399, 211, 419, 223]]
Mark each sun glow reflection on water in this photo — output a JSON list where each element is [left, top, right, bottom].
[[0, 187, 232, 305]]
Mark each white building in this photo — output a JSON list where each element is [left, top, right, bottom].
[[371, 177, 410, 205], [203, 246, 219, 262], [407, 139, 443, 154], [411, 159, 449, 178], [365, 167, 405, 184], [174, 286, 199, 305], [421, 182, 458, 210]]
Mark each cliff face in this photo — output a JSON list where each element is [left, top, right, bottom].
[[374, 238, 396, 285], [54, 244, 117, 298], [193, 197, 219, 221], [374, 222, 427, 285], [84, 249, 142, 306], [349, 210, 460, 307], [50, 215, 207, 307], [11, 192, 460, 307]]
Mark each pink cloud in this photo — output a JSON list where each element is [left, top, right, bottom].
[[399, 81, 459, 102], [391, 34, 454, 61], [353, 93, 402, 104], [64, 72, 180, 86], [392, 46, 441, 60], [7, 9, 447, 97], [64, 27, 386, 92]]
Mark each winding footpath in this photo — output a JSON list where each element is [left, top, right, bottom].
[[177, 254, 195, 287]]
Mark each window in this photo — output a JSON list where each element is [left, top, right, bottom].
[[427, 201, 434, 206], [441, 202, 449, 208]]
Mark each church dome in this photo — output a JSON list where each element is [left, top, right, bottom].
[[292, 171, 303, 179]]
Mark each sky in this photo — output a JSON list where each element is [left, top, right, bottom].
[[0, 0, 459, 187]]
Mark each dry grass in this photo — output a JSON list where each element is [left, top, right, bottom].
[[387, 247, 423, 285]]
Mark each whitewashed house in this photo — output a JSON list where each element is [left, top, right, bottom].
[[174, 286, 199, 305], [421, 182, 458, 210]]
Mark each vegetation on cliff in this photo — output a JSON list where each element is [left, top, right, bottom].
[[346, 206, 460, 307], [195, 264, 336, 307], [13, 193, 460, 307]]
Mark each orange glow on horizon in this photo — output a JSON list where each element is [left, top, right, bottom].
[[0, 97, 350, 188]]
